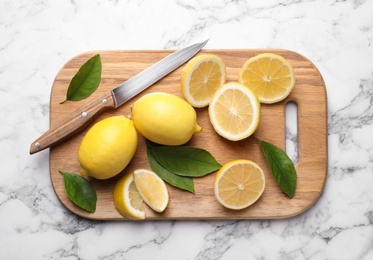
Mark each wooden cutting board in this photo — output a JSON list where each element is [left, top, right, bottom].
[[49, 49, 327, 220]]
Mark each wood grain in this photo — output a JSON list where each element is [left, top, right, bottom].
[[49, 49, 327, 220]]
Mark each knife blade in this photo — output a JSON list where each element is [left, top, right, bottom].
[[30, 40, 208, 154]]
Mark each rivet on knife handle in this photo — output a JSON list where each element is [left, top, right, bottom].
[[29, 92, 115, 154]]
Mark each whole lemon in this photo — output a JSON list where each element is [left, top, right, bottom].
[[131, 92, 201, 145], [78, 116, 137, 180]]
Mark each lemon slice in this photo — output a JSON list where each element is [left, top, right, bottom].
[[133, 169, 169, 212], [113, 173, 146, 220], [208, 82, 261, 141], [181, 54, 226, 107], [214, 160, 265, 210], [238, 53, 295, 104]]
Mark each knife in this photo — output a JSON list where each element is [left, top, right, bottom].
[[30, 40, 208, 154]]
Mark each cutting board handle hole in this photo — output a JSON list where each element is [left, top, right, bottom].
[[285, 101, 298, 164]]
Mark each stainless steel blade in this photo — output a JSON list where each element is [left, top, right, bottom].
[[111, 40, 208, 107]]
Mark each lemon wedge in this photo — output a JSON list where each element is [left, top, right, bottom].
[[238, 53, 295, 104], [133, 169, 169, 212]]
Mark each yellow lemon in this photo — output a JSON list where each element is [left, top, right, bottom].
[[131, 92, 201, 145], [208, 82, 261, 141], [113, 172, 145, 220], [214, 159, 265, 210], [238, 53, 295, 104], [78, 116, 137, 180], [181, 54, 226, 108]]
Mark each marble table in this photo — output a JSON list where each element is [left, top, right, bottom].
[[1, 1, 372, 259]]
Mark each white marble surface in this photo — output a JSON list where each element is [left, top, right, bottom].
[[1, 0, 373, 259]]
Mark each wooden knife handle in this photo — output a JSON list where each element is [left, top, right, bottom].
[[30, 92, 115, 154]]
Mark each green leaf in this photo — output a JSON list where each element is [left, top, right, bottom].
[[147, 143, 195, 194], [257, 139, 297, 198], [61, 54, 102, 103], [150, 145, 221, 177], [59, 170, 97, 212]]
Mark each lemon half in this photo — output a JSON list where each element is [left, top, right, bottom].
[[214, 160, 265, 210], [181, 54, 226, 108], [238, 53, 295, 104], [208, 82, 261, 141]]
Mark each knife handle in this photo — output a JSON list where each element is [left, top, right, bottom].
[[30, 92, 115, 154]]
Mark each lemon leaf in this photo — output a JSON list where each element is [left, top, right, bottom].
[[61, 54, 102, 103], [59, 170, 97, 212], [150, 145, 221, 177], [255, 138, 297, 198], [147, 143, 195, 194]]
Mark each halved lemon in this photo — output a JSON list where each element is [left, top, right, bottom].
[[113, 172, 146, 220], [238, 53, 295, 104], [208, 82, 261, 141], [133, 169, 169, 212], [181, 54, 226, 107], [214, 160, 265, 210]]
